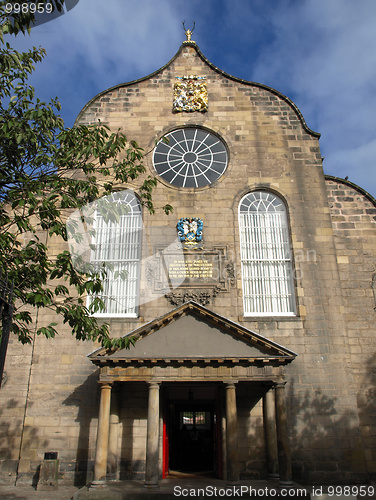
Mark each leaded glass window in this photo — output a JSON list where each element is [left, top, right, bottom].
[[153, 127, 228, 188], [88, 191, 142, 317], [239, 191, 296, 316]]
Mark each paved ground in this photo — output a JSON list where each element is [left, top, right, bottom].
[[0, 478, 309, 500], [2, 478, 373, 500], [0, 482, 78, 499]]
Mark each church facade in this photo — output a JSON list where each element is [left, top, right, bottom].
[[1, 35, 376, 487]]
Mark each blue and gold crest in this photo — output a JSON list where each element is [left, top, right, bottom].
[[177, 218, 203, 249]]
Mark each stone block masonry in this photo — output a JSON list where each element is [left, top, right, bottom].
[[1, 42, 375, 486]]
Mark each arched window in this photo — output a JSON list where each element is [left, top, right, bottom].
[[239, 191, 296, 316], [88, 191, 142, 317]]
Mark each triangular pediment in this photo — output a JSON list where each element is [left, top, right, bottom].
[[88, 302, 296, 366]]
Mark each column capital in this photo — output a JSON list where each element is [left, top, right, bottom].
[[147, 381, 161, 389], [224, 380, 238, 388], [274, 381, 287, 390], [98, 382, 112, 389]]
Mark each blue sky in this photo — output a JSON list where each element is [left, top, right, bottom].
[[9, 0, 376, 197]]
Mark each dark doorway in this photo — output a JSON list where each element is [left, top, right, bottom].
[[169, 404, 215, 473], [162, 384, 223, 479]]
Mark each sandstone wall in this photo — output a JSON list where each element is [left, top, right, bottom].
[[1, 43, 375, 485]]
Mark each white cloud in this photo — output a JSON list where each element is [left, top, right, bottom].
[[27, 1, 183, 87], [56, 1, 181, 78], [325, 138, 376, 196], [10, 0, 188, 124], [250, 0, 376, 196]]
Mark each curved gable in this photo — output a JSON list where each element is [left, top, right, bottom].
[[75, 41, 319, 139]]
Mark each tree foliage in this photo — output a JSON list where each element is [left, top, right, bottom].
[[0, 1, 171, 348]]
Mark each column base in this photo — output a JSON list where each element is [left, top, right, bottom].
[[226, 481, 240, 487], [90, 480, 108, 490], [279, 480, 294, 489], [144, 481, 160, 489], [268, 473, 280, 480]]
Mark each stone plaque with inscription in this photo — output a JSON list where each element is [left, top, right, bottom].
[[168, 257, 214, 282], [146, 248, 235, 299]]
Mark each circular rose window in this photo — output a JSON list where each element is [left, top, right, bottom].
[[153, 127, 228, 188]]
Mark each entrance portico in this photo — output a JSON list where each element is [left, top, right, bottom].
[[88, 301, 296, 487]]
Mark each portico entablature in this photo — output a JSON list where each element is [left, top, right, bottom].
[[95, 364, 287, 384]]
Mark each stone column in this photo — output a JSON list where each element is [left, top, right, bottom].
[[144, 382, 160, 488], [107, 388, 120, 480], [275, 382, 293, 487], [92, 382, 112, 486], [263, 388, 279, 480], [225, 382, 239, 483], [221, 411, 227, 480]]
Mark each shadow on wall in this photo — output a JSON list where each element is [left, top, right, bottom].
[[63, 378, 149, 485], [357, 353, 376, 482], [62, 370, 100, 486], [119, 382, 148, 481], [0, 398, 49, 486], [237, 383, 268, 480], [0, 398, 22, 466], [288, 376, 369, 484], [59, 359, 376, 487]]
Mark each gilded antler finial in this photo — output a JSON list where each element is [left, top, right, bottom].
[[183, 20, 196, 43]]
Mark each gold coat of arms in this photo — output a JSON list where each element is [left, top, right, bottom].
[[173, 76, 208, 113]]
